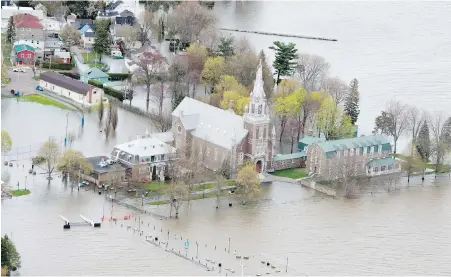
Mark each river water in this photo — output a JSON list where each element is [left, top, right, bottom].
[[2, 2, 451, 275]]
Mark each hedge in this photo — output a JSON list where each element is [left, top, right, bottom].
[[104, 86, 124, 101], [108, 73, 131, 81], [41, 61, 74, 70], [88, 80, 124, 101], [88, 79, 103, 88]]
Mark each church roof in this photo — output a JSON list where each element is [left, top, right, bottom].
[[172, 97, 248, 150]]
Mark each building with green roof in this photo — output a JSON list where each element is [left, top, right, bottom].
[[13, 44, 36, 65], [298, 136, 325, 152], [80, 68, 110, 84], [305, 134, 400, 179]]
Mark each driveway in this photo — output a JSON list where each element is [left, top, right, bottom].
[[102, 55, 128, 73]]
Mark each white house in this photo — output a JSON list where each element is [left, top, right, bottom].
[[39, 71, 104, 107], [42, 17, 65, 33], [1, 6, 44, 32], [111, 131, 176, 182]]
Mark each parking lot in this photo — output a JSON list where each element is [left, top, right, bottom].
[[1, 68, 38, 96]]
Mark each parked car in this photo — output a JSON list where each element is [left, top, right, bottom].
[[36, 86, 43, 91], [12, 68, 25, 72]]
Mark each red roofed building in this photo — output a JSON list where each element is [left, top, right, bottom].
[[13, 13, 44, 47]]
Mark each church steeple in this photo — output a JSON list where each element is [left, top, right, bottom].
[[247, 59, 268, 118]]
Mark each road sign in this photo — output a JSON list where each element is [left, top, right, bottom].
[[184, 241, 189, 248]]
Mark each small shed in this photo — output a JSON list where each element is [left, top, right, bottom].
[[80, 68, 110, 84], [298, 136, 326, 152]]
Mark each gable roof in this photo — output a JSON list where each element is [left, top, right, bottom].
[[106, 0, 123, 11], [274, 151, 306, 161], [172, 97, 248, 150], [82, 68, 109, 79], [119, 10, 134, 17], [75, 19, 93, 26], [14, 44, 35, 53], [316, 134, 391, 153], [299, 136, 325, 145], [54, 51, 71, 59], [40, 71, 91, 95], [114, 136, 176, 157], [79, 24, 93, 34]]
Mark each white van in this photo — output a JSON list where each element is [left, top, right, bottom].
[[111, 50, 122, 57]]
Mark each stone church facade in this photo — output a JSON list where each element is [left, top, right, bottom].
[[171, 60, 276, 175]]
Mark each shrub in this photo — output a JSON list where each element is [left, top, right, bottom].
[[108, 73, 131, 81], [41, 61, 74, 70], [103, 86, 124, 101], [88, 79, 103, 88]]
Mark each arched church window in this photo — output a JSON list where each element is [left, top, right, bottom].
[[251, 104, 255, 114], [258, 105, 262, 115]]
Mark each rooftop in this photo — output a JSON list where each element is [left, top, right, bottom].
[[79, 24, 93, 34], [274, 151, 306, 161], [40, 71, 91, 95], [316, 134, 391, 153], [14, 44, 35, 53], [172, 97, 248, 150], [114, 136, 176, 158], [299, 136, 326, 145], [366, 157, 396, 168], [86, 156, 126, 174], [13, 13, 43, 28], [82, 68, 109, 79]]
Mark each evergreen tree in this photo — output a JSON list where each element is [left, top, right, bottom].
[[1, 235, 21, 271], [6, 16, 15, 43], [344, 78, 360, 125], [217, 36, 234, 58], [415, 120, 431, 180], [93, 19, 111, 62], [269, 41, 297, 85]]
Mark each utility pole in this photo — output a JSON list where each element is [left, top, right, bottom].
[[285, 257, 288, 274], [228, 237, 231, 253]]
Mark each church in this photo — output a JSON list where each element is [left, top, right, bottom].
[[171, 60, 277, 175]]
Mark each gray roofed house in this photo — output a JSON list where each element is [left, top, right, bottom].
[[39, 71, 104, 106], [82, 156, 126, 186], [40, 71, 90, 95]]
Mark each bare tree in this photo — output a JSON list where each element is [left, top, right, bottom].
[[296, 53, 330, 92], [373, 99, 410, 155], [320, 77, 349, 107], [214, 174, 227, 209], [67, 132, 76, 148], [151, 72, 170, 117], [168, 179, 188, 218], [234, 36, 253, 54], [136, 11, 157, 45], [151, 110, 172, 132], [167, 2, 216, 43], [429, 112, 451, 178], [60, 24, 81, 47], [136, 51, 167, 112], [37, 137, 61, 179], [120, 25, 140, 54], [407, 106, 425, 155]]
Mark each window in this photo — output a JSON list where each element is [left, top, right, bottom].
[[367, 146, 371, 154], [31, 40, 34, 43], [374, 167, 379, 173], [238, 152, 244, 164], [344, 150, 348, 157], [251, 104, 255, 113], [206, 147, 211, 157], [258, 105, 262, 115], [177, 125, 181, 133], [381, 166, 386, 171], [388, 165, 392, 170], [336, 151, 340, 157], [214, 149, 218, 161], [28, 54, 31, 58], [21, 28, 24, 31], [21, 54, 24, 58], [350, 149, 354, 156], [374, 145, 378, 153]]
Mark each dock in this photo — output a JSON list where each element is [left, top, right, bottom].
[[219, 28, 338, 42]]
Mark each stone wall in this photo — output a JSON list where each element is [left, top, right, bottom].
[[273, 157, 305, 171], [299, 179, 337, 197]]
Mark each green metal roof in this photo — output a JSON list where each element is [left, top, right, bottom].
[[298, 136, 326, 145], [14, 44, 35, 53], [316, 134, 391, 153], [273, 151, 306, 161], [366, 157, 396, 168], [82, 68, 109, 79]]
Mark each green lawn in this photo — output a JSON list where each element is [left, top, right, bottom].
[[271, 168, 308, 179], [19, 94, 71, 110], [9, 189, 30, 196], [148, 200, 169, 206], [81, 52, 106, 70], [143, 181, 169, 193]]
